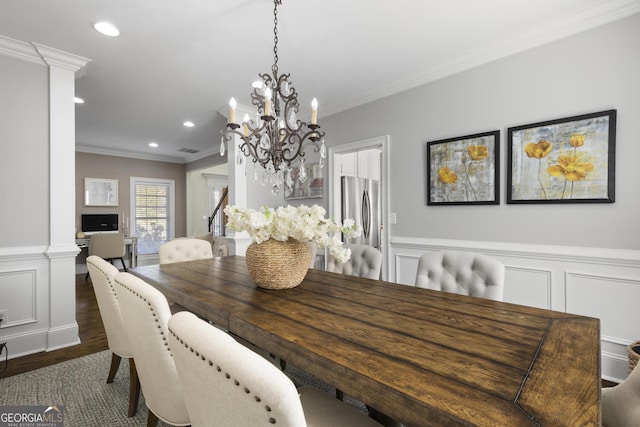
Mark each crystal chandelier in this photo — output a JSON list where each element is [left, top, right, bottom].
[[220, 0, 326, 195]]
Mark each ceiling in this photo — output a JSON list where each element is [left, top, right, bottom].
[[2, 0, 639, 163]]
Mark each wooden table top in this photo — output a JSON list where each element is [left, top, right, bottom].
[[130, 256, 600, 426]]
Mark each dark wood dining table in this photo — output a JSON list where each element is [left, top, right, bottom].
[[130, 255, 600, 426]]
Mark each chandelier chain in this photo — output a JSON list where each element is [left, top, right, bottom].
[[272, 0, 279, 76]]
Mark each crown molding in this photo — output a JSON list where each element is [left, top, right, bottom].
[[32, 43, 91, 74], [0, 35, 91, 78], [0, 34, 43, 65], [322, 0, 640, 118], [75, 143, 222, 165]]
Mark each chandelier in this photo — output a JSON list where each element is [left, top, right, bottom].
[[220, 0, 326, 195]]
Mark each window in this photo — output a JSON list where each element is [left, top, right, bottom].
[[130, 177, 175, 255]]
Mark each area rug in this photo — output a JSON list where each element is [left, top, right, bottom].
[[0, 350, 366, 426]]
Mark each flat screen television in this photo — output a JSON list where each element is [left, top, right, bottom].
[[81, 214, 118, 233]]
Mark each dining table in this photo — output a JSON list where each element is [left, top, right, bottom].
[[130, 255, 600, 426]]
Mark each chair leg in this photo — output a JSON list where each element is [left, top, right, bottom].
[[107, 353, 122, 384], [128, 358, 141, 417], [147, 410, 159, 427], [336, 388, 344, 400], [120, 257, 128, 272], [85, 271, 90, 281]]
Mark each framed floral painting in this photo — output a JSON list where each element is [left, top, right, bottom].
[[507, 110, 616, 204], [426, 130, 500, 205]]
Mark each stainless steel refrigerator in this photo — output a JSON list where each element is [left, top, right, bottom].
[[341, 176, 381, 250]]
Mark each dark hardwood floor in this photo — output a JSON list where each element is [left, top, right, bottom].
[[0, 274, 618, 389], [0, 274, 108, 379]]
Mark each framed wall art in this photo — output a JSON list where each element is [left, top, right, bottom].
[[284, 162, 324, 200], [507, 110, 616, 204], [84, 177, 119, 207], [426, 130, 500, 205]]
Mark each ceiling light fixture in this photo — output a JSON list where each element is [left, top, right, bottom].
[[149, 142, 159, 148], [220, 0, 326, 195], [93, 21, 120, 37], [74, 97, 85, 104], [183, 121, 195, 127]]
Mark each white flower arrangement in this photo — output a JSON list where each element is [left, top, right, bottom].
[[224, 204, 361, 263]]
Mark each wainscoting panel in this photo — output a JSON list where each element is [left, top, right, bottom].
[[0, 268, 37, 327], [504, 266, 552, 310], [0, 245, 80, 358], [389, 236, 640, 383]]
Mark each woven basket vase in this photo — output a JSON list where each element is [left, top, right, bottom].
[[245, 238, 311, 289]]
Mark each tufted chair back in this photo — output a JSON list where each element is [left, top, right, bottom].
[[168, 311, 306, 426], [87, 255, 130, 357], [159, 238, 214, 264], [602, 361, 640, 426], [168, 311, 383, 427], [114, 272, 190, 426], [87, 256, 140, 417], [327, 244, 382, 280], [414, 250, 504, 301]]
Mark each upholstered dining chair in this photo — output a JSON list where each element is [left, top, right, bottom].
[[113, 272, 190, 427], [414, 250, 505, 301], [86, 256, 140, 417], [85, 232, 127, 280], [168, 311, 382, 427], [602, 362, 640, 426], [306, 242, 318, 269], [326, 244, 382, 279], [159, 238, 213, 264]]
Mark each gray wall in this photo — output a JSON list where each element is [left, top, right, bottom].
[[75, 152, 188, 240], [0, 55, 49, 246], [321, 13, 640, 251]]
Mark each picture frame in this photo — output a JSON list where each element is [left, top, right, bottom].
[[84, 177, 119, 207], [507, 110, 616, 204], [284, 162, 324, 200], [426, 130, 500, 205]]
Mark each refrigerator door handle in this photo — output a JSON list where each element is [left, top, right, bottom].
[[362, 190, 371, 239]]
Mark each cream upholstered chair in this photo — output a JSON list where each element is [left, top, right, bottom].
[[85, 232, 127, 280], [194, 232, 230, 257], [86, 256, 140, 417], [168, 311, 382, 427], [602, 362, 640, 426], [159, 238, 213, 264], [113, 272, 189, 427], [306, 242, 318, 269], [326, 244, 382, 279], [414, 250, 505, 301]]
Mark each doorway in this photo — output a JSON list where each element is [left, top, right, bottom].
[[328, 135, 390, 280]]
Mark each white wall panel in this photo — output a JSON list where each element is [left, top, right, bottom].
[[503, 267, 551, 309], [0, 268, 37, 327]]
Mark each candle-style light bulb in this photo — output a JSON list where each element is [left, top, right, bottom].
[[229, 98, 237, 124], [243, 113, 250, 137], [311, 98, 318, 125], [264, 88, 272, 116]]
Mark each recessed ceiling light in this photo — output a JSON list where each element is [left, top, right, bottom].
[[93, 21, 120, 37], [74, 97, 85, 104], [149, 142, 159, 148], [183, 121, 195, 128]]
